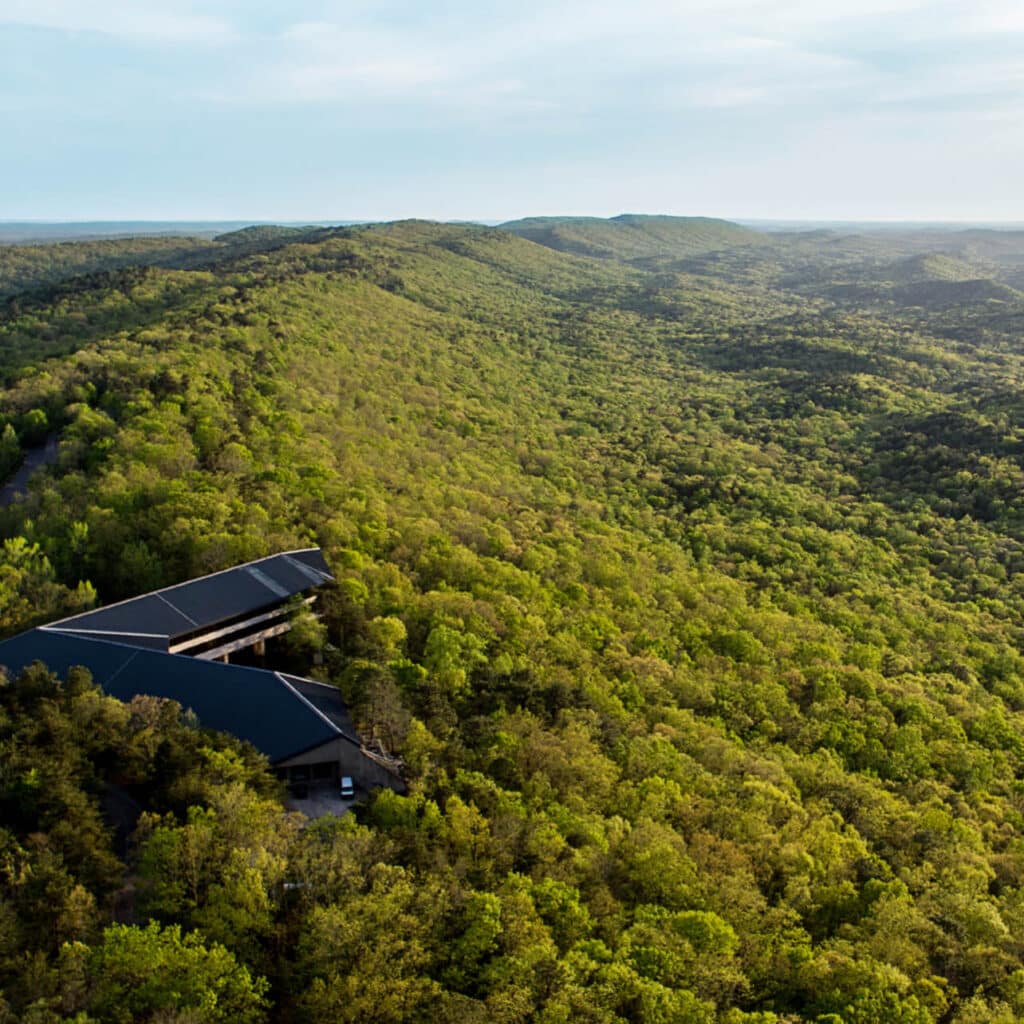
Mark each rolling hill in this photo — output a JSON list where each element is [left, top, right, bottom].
[[5, 219, 1024, 1022], [500, 213, 766, 262]]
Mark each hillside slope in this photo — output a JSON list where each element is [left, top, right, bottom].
[[0, 235, 232, 300], [501, 213, 765, 262], [5, 222, 1024, 1021]]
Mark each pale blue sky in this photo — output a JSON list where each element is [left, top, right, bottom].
[[2, 0, 1023, 221]]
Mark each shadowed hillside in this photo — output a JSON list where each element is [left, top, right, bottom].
[[0, 235, 221, 300]]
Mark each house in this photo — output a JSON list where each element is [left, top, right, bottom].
[[0, 548, 404, 794]]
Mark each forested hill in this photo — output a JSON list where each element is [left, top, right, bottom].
[[6, 219, 1024, 1021], [0, 225, 332, 301], [500, 213, 765, 262], [0, 235, 220, 300]]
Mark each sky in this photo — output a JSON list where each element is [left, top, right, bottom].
[[1, 0, 1023, 222]]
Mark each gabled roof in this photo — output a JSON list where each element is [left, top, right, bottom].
[[281, 674, 361, 743], [43, 548, 332, 649], [0, 548, 359, 765], [0, 628, 344, 763]]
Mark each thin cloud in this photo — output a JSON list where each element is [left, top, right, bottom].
[[0, 0, 235, 44], [246, 6, 868, 115], [4, 0, 1024, 219], [277, 21, 450, 96]]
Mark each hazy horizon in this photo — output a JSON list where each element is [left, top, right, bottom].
[[6, 216, 1024, 226], [4, 215, 1024, 248]]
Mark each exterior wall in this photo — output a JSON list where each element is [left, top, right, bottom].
[[277, 737, 406, 793]]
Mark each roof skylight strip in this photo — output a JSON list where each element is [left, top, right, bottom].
[[246, 566, 292, 599], [283, 554, 331, 585]]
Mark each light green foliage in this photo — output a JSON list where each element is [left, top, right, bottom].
[[58, 921, 267, 1023], [423, 623, 489, 700], [283, 604, 328, 656], [5, 218, 1024, 1020], [0, 422, 19, 479], [0, 537, 94, 633], [135, 772, 300, 964], [296, 865, 444, 1023]]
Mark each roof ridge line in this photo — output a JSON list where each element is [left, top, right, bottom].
[[273, 672, 346, 739], [103, 647, 141, 687], [279, 673, 337, 692], [25, 630, 165, 654], [42, 627, 169, 639], [154, 591, 199, 627]]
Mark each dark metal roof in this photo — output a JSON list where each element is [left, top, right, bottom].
[[0, 628, 343, 763], [0, 548, 352, 764], [44, 548, 333, 645], [282, 675, 361, 744]]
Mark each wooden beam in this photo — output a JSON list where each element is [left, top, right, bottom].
[[169, 596, 315, 654], [193, 621, 294, 661]]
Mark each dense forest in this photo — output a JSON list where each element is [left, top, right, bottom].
[[4, 215, 1024, 1021]]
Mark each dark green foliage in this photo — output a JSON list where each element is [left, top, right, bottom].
[[212, 225, 327, 246], [6, 219, 1024, 1020], [0, 236, 218, 300]]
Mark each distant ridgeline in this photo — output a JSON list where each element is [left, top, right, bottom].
[[499, 213, 768, 263], [0, 548, 403, 792]]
